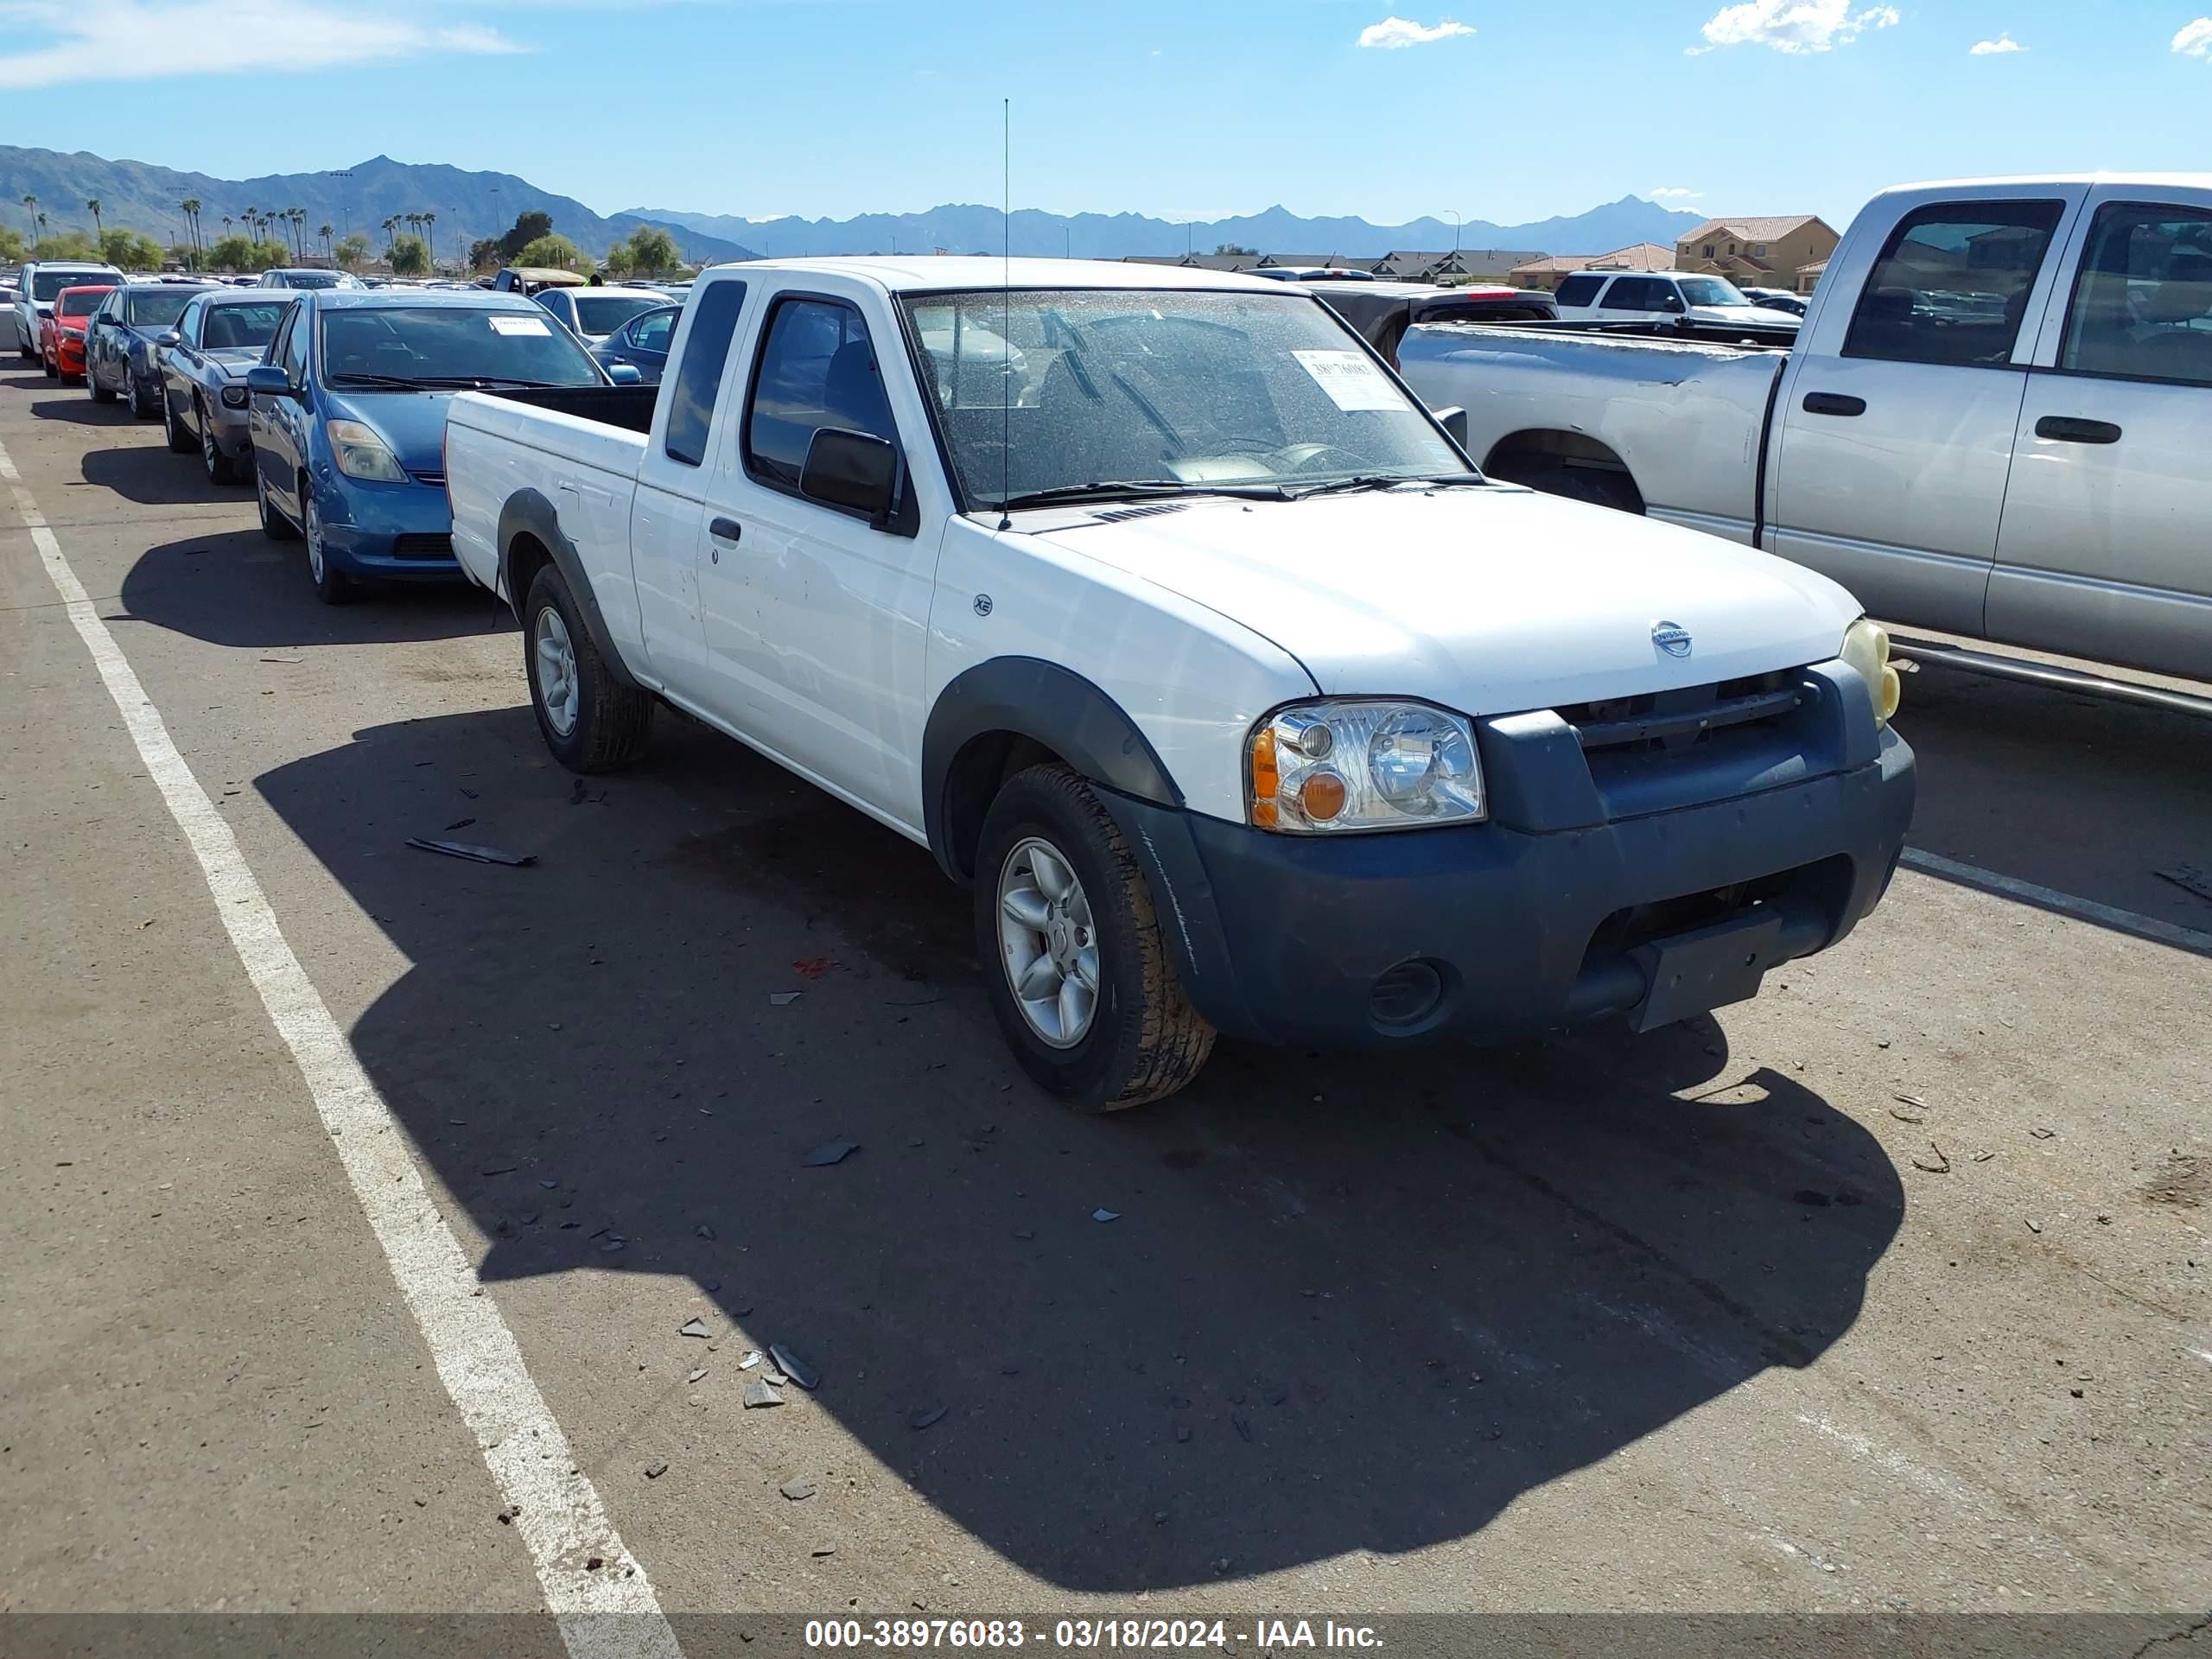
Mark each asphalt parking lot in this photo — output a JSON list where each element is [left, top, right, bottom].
[[2, 357, 2207, 1655]]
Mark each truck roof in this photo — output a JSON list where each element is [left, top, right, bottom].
[[702, 256, 1288, 296], [1878, 171, 2212, 194]]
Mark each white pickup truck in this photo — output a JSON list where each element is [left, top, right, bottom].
[[1400, 175, 2212, 683], [443, 257, 1915, 1109]]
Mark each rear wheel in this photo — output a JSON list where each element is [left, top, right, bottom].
[[41, 343, 57, 379], [524, 563, 652, 772], [89, 363, 116, 404], [255, 463, 298, 541], [974, 766, 1214, 1110]]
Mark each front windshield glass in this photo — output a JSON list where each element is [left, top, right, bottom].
[[124, 288, 200, 327], [58, 289, 109, 317], [1678, 276, 1752, 307], [318, 306, 605, 388], [277, 271, 343, 289], [902, 288, 1465, 508], [201, 302, 286, 351], [572, 293, 665, 334], [34, 270, 111, 301]]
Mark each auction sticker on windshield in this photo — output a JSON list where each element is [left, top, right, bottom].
[[1291, 348, 1400, 411], [488, 315, 552, 336]]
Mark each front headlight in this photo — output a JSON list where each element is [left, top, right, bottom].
[[1248, 699, 1484, 833], [1840, 616, 1901, 727], [220, 384, 250, 408], [327, 418, 407, 482]]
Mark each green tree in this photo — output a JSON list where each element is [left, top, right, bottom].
[[1214, 243, 1256, 256], [467, 236, 504, 271], [86, 197, 104, 238], [335, 232, 372, 271], [388, 235, 429, 276], [318, 222, 334, 260], [499, 210, 556, 262], [100, 227, 166, 270], [207, 234, 289, 272], [19, 193, 37, 242], [180, 197, 203, 265], [516, 232, 586, 271], [0, 223, 22, 261], [620, 226, 680, 276], [32, 230, 99, 260]]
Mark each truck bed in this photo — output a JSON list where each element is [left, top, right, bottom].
[[472, 384, 659, 434]]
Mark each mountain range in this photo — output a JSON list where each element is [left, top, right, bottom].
[[0, 144, 1706, 266], [628, 196, 1706, 261]]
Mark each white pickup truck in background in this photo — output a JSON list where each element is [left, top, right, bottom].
[[1399, 175, 2212, 684], [444, 257, 1913, 1109]]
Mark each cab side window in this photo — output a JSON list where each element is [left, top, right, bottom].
[[2058, 203, 2212, 389], [742, 296, 898, 493], [1842, 200, 2065, 369]]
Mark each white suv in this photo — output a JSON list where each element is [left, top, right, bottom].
[[1552, 270, 1802, 329], [12, 261, 125, 360]]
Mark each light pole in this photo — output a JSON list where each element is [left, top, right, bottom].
[[1446, 209, 1462, 254], [331, 170, 353, 237]]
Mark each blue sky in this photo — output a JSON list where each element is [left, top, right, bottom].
[[2, 1, 2208, 229]]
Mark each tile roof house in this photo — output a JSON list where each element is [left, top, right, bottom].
[[1676, 215, 1840, 289], [1509, 242, 1676, 292], [1367, 248, 1546, 283]]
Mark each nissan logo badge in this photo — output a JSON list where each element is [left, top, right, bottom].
[[1651, 621, 1693, 659]]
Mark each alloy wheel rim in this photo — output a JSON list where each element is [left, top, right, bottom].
[[533, 607, 580, 737], [202, 415, 219, 474], [304, 493, 325, 581], [996, 836, 1100, 1049]]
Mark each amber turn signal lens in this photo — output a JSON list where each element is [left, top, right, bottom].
[[1249, 727, 1280, 829], [1298, 770, 1348, 822]]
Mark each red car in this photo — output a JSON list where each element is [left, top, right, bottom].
[[41, 282, 120, 383]]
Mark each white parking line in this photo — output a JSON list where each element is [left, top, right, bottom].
[[1902, 848, 2212, 956], [2, 436, 685, 1659]]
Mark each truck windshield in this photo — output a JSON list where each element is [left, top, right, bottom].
[[319, 307, 605, 388], [1678, 277, 1753, 307], [900, 288, 1467, 509]]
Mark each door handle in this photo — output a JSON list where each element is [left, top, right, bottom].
[[709, 516, 742, 543], [2033, 416, 2122, 446], [1802, 391, 1866, 417]]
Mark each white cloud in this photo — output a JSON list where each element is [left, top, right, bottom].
[[2176, 17, 2212, 57], [1649, 187, 1705, 200], [1357, 16, 1473, 48], [1968, 31, 2023, 53], [1696, 0, 1900, 54], [0, 0, 523, 88]]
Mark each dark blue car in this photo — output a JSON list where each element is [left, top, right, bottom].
[[245, 289, 620, 604], [589, 302, 679, 385], [85, 282, 214, 416]]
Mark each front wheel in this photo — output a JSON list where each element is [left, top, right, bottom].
[[163, 391, 194, 454], [523, 563, 652, 772], [302, 486, 355, 605], [89, 365, 117, 404], [974, 766, 1215, 1111]]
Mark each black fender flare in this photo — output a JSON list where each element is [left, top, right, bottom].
[[496, 488, 642, 692], [921, 658, 1184, 880]]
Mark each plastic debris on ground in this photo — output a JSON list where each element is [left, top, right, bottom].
[[769, 1343, 820, 1389], [801, 1138, 859, 1167], [769, 992, 803, 1007], [909, 1406, 947, 1431], [406, 836, 536, 868], [742, 1379, 784, 1409], [679, 1318, 711, 1338], [1091, 1207, 1120, 1223]]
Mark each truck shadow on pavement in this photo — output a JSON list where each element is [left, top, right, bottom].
[[79, 437, 230, 505], [116, 531, 512, 647], [257, 707, 1904, 1593]]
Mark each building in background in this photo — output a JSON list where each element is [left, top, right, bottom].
[[1509, 242, 1675, 293], [1675, 215, 1840, 296]]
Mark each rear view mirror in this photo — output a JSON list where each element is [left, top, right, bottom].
[[800, 427, 899, 524]]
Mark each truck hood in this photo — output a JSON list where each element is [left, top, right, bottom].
[[1027, 485, 1861, 715]]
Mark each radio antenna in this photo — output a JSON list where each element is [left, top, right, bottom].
[[997, 96, 1012, 530]]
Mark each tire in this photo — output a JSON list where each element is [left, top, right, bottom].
[[89, 364, 116, 404], [255, 463, 298, 541], [1511, 459, 1643, 515], [197, 398, 234, 480], [129, 373, 159, 419], [973, 765, 1215, 1111], [523, 563, 652, 772], [302, 484, 355, 605], [163, 391, 194, 454], [41, 346, 57, 379]]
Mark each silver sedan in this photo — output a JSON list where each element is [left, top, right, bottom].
[[156, 292, 290, 484]]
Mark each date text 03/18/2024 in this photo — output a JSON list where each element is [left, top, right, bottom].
[[803, 1618, 1384, 1649]]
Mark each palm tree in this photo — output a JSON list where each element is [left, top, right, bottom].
[[421, 211, 436, 268], [21, 194, 38, 244], [382, 215, 398, 251], [180, 198, 202, 265], [319, 223, 334, 261], [86, 198, 103, 239]]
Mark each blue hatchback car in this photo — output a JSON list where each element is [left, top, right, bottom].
[[245, 289, 622, 603]]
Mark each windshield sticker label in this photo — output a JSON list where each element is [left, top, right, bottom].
[[488, 315, 552, 336], [1292, 349, 1400, 411]]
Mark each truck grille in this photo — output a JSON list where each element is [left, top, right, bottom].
[[1560, 669, 1802, 755], [390, 533, 454, 561]]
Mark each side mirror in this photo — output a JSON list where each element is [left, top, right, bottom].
[[1659, 295, 1687, 315], [1433, 405, 1470, 448], [605, 360, 641, 385], [155, 331, 181, 348], [244, 364, 295, 397], [800, 426, 899, 524]]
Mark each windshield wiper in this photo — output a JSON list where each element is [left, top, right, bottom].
[[327, 372, 429, 389], [1286, 473, 1488, 499], [410, 375, 571, 389], [990, 480, 1293, 512]]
